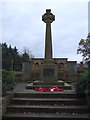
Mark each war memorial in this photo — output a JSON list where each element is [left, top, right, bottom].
[[2, 9, 89, 120], [22, 9, 77, 86]]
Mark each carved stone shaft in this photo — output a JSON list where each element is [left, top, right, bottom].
[[42, 9, 55, 59]]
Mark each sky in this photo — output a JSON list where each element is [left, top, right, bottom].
[[1, 0, 90, 62]]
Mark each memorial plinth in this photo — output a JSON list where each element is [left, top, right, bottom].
[[40, 60, 57, 82]]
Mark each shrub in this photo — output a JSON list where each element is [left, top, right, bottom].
[[2, 70, 15, 94], [14, 71, 22, 77], [75, 69, 90, 96]]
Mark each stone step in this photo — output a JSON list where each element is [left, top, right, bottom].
[[7, 105, 89, 114], [33, 81, 64, 86], [26, 84, 71, 90], [14, 92, 77, 99], [11, 98, 87, 105], [2, 112, 89, 120]]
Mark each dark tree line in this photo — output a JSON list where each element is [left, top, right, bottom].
[[2, 43, 34, 71]]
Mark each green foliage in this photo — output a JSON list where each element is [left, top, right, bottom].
[[77, 33, 90, 61], [2, 42, 22, 71], [2, 70, 15, 94], [75, 69, 90, 94], [14, 71, 22, 77], [2, 42, 34, 71], [22, 51, 29, 62]]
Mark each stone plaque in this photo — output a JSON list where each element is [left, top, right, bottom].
[[43, 68, 54, 76], [23, 63, 30, 75], [69, 63, 75, 75]]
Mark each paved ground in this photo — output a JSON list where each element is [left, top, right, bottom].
[[13, 82, 28, 93], [13, 82, 75, 94]]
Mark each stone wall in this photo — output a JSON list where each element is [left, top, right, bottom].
[[2, 93, 14, 114], [22, 58, 77, 82], [68, 61, 77, 82]]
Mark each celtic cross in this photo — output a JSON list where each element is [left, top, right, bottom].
[[42, 9, 55, 59]]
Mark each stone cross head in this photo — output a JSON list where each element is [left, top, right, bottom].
[[42, 9, 55, 23]]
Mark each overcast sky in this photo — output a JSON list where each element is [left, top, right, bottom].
[[1, 0, 89, 62]]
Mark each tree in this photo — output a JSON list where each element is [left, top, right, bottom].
[[2, 43, 21, 71], [14, 46, 18, 55], [22, 47, 34, 62], [2, 43, 8, 58], [2, 43, 34, 71], [22, 51, 29, 62], [75, 68, 90, 97], [77, 33, 90, 61]]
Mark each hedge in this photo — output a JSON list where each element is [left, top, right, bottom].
[[2, 70, 15, 94]]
